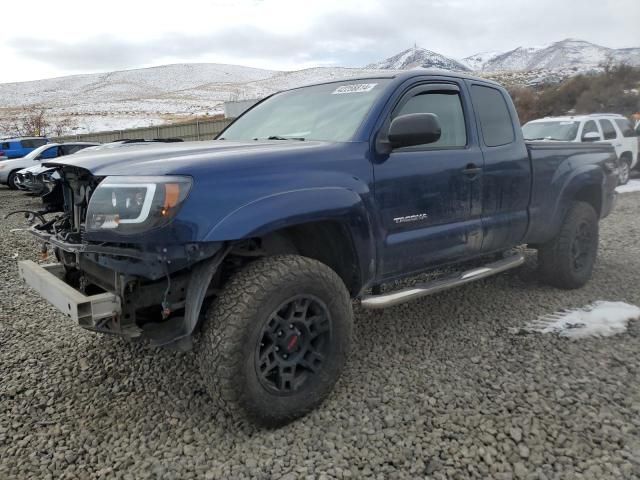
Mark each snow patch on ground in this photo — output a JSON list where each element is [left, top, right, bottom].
[[616, 179, 640, 194], [518, 301, 640, 339]]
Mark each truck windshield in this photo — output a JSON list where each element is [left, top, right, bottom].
[[522, 121, 580, 141], [219, 80, 391, 142]]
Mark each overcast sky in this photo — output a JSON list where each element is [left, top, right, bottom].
[[2, 0, 639, 83]]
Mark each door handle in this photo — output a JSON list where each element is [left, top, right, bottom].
[[462, 164, 482, 175]]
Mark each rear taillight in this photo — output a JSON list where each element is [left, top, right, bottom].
[[0, 151, 4, 156]]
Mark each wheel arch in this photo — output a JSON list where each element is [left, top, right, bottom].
[[573, 183, 603, 218], [529, 167, 606, 245], [620, 151, 633, 161], [257, 220, 364, 296], [204, 187, 376, 295]]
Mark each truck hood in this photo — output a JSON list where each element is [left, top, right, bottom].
[[44, 140, 333, 176]]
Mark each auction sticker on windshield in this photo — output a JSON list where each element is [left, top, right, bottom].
[[332, 83, 378, 94]]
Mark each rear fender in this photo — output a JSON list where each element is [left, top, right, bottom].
[[548, 167, 605, 241]]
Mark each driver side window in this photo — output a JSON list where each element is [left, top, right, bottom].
[[393, 91, 467, 148]]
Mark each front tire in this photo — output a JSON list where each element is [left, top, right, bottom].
[[197, 255, 353, 427], [537, 201, 599, 289], [7, 171, 18, 190]]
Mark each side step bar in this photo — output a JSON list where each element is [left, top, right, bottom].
[[361, 253, 525, 310]]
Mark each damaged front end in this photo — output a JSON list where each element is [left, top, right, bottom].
[[17, 166, 227, 350]]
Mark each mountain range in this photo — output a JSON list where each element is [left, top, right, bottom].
[[368, 39, 640, 73], [0, 38, 638, 135]]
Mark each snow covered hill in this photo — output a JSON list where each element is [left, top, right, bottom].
[[366, 46, 470, 71], [1, 38, 638, 135], [459, 51, 502, 71], [0, 64, 389, 134], [462, 39, 640, 72]]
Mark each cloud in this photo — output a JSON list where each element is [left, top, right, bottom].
[[8, 10, 406, 72], [4, 0, 640, 77]]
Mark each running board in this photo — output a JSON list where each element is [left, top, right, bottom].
[[361, 253, 525, 309]]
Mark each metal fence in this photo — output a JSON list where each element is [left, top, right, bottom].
[[53, 118, 233, 144]]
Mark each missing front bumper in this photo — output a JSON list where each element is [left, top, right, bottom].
[[17, 260, 121, 325]]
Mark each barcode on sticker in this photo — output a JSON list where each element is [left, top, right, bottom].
[[332, 83, 378, 94]]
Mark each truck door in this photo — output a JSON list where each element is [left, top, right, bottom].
[[468, 83, 530, 253], [373, 82, 484, 279]]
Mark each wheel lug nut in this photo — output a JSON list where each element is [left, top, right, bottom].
[[283, 354, 288, 359], [278, 331, 283, 337], [275, 346, 280, 352], [289, 324, 294, 329]]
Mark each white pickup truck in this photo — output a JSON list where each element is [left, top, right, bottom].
[[523, 114, 639, 185]]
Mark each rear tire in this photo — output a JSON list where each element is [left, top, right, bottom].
[[537, 201, 599, 289], [197, 255, 353, 427], [618, 156, 631, 185]]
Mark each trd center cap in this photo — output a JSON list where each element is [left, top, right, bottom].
[[285, 333, 301, 353]]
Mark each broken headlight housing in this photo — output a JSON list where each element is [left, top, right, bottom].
[[86, 176, 192, 235], [42, 170, 59, 193]]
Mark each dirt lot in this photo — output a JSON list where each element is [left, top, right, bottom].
[[0, 186, 639, 480]]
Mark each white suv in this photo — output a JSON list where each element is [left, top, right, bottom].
[[523, 114, 639, 184]]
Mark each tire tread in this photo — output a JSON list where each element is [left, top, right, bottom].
[[197, 255, 352, 426]]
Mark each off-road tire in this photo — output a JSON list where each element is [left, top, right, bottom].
[[197, 255, 353, 427], [7, 171, 18, 190], [538, 201, 599, 289]]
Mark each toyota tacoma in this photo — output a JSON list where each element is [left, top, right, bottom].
[[16, 71, 618, 426]]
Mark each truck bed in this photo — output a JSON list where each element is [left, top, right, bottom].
[[525, 141, 618, 245]]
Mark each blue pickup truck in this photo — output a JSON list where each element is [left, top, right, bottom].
[[0, 137, 48, 159], [17, 71, 618, 426]]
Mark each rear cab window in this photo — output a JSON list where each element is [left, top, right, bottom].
[[470, 85, 515, 147], [598, 120, 617, 140]]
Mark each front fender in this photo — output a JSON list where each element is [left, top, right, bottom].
[[204, 187, 376, 285]]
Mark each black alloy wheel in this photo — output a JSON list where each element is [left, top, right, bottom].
[[255, 295, 332, 395]]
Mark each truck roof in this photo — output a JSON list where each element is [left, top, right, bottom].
[[283, 69, 502, 92], [0, 136, 48, 142]]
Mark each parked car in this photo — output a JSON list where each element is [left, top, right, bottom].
[[17, 71, 618, 427], [0, 142, 98, 189], [522, 114, 638, 184], [0, 137, 49, 159], [74, 138, 184, 153], [16, 164, 61, 194]]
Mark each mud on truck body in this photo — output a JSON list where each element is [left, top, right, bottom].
[[17, 70, 618, 426]]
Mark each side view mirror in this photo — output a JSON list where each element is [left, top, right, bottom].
[[388, 113, 442, 149], [582, 131, 601, 142]]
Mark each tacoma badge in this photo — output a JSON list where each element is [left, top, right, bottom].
[[393, 213, 428, 224]]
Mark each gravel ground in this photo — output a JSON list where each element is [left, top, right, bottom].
[[0, 186, 639, 480]]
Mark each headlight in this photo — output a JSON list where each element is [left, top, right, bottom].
[[87, 176, 192, 234]]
